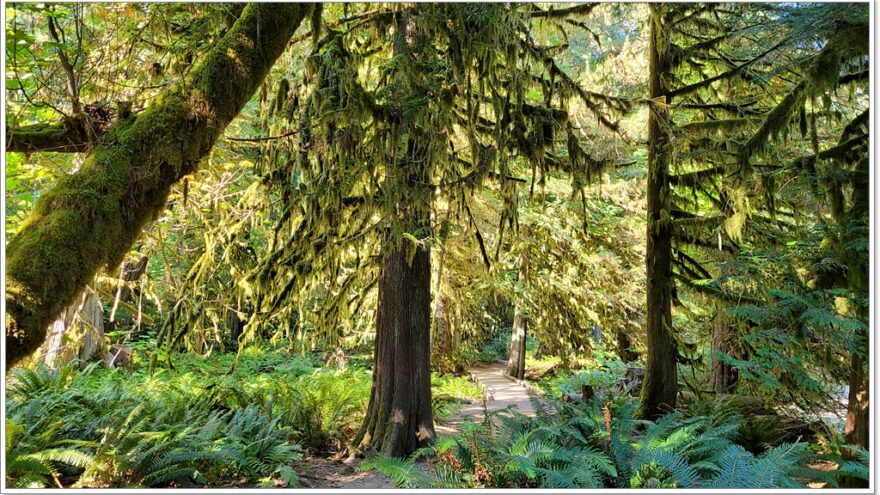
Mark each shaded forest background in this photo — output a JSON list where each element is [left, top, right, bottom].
[[3, 2, 871, 489]]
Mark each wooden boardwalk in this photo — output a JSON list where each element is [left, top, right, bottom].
[[460, 363, 537, 417]]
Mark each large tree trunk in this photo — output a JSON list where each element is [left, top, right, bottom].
[[5, 4, 311, 370], [354, 12, 435, 457], [356, 241, 435, 457], [639, 5, 678, 419], [506, 247, 529, 380], [355, 144, 436, 457]]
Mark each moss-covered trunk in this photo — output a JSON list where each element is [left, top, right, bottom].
[[354, 12, 436, 457], [639, 4, 678, 419], [5, 4, 311, 369], [355, 136, 436, 456], [843, 158, 869, 452], [6, 114, 98, 153]]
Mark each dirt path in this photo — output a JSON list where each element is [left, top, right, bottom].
[[308, 363, 538, 489], [295, 456, 395, 489]]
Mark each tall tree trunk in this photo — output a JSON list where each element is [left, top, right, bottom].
[[711, 306, 738, 393], [356, 153, 436, 456], [639, 5, 678, 419], [506, 246, 529, 380], [356, 239, 435, 457], [5, 4, 311, 370], [355, 12, 435, 457], [506, 310, 528, 380], [843, 161, 869, 451], [844, 348, 868, 449]]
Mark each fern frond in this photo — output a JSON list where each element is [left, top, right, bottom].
[[35, 447, 95, 469], [360, 454, 431, 488], [633, 448, 700, 488]]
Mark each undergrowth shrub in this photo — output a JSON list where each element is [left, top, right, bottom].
[[4, 352, 313, 487], [365, 395, 865, 489]]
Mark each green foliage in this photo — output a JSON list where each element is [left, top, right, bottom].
[[5, 349, 488, 487], [366, 395, 828, 489], [5, 418, 94, 488], [808, 429, 871, 487], [4, 353, 316, 487], [258, 368, 371, 451], [4, 2, 870, 489], [361, 454, 434, 488], [475, 330, 512, 363], [707, 246, 866, 412], [431, 373, 485, 421]]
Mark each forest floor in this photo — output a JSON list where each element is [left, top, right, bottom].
[[300, 362, 540, 489], [296, 456, 397, 489]]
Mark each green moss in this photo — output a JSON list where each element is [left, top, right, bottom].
[[5, 4, 312, 369]]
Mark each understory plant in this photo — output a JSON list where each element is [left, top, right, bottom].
[[5, 356, 311, 487], [365, 395, 864, 489]]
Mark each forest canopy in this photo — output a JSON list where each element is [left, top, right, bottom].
[[3, 2, 872, 490]]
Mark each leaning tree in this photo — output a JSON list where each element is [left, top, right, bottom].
[[5, 4, 314, 368]]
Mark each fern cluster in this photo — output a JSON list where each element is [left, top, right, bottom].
[[366, 394, 867, 489], [5, 350, 483, 487], [5, 359, 307, 487]]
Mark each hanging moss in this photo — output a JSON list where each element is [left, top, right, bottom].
[[740, 23, 868, 170], [268, 78, 290, 117], [5, 4, 312, 369]]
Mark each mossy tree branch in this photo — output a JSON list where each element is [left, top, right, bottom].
[[5, 3, 311, 369], [529, 3, 597, 19], [5, 115, 98, 153]]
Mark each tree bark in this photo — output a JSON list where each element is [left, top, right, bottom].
[[844, 350, 868, 449], [432, 291, 457, 374], [506, 247, 529, 380], [5, 4, 311, 370], [38, 286, 104, 368], [354, 12, 436, 457], [843, 159, 869, 451], [639, 4, 678, 419], [711, 306, 739, 393], [356, 240, 435, 457], [506, 310, 527, 380]]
